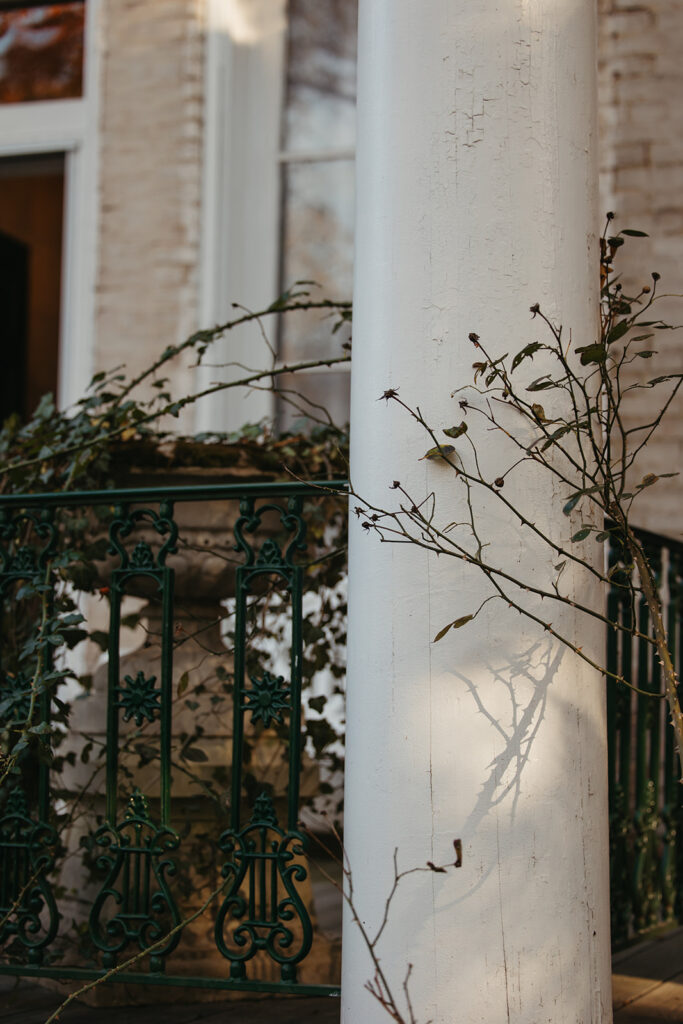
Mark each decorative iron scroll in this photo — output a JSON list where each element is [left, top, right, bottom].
[[0, 784, 58, 962], [0, 481, 346, 994], [0, 509, 57, 584], [215, 792, 312, 981], [89, 789, 181, 970], [108, 502, 178, 571], [104, 503, 176, 825], [216, 496, 312, 980]]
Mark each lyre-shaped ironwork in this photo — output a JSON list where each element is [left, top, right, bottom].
[[215, 792, 312, 981], [0, 784, 58, 963], [215, 496, 313, 980], [89, 789, 181, 970]]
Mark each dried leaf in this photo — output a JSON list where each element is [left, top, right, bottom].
[[433, 614, 474, 643], [419, 444, 456, 462]]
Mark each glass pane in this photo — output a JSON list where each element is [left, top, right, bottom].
[[0, 2, 85, 104], [279, 159, 354, 363], [277, 369, 350, 432], [284, 0, 357, 152]]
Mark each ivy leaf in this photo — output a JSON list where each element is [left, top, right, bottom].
[[433, 614, 474, 642], [576, 343, 607, 365], [182, 746, 208, 763], [443, 422, 467, 439]]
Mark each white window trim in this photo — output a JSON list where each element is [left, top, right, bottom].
[[197, 0, 287, 434], [0, 0, 102, 411]]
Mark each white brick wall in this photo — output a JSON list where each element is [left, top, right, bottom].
[[94, 0, 204, 430], [599, 0, 683, 537]]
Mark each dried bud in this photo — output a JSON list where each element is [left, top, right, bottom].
[[468, 332, 480, 343], [606, 211, 615, 220], [494, 477, 505, 488], [391, 480, 401, 489], [652, 271, 661, 281], [530, 303, 540, 316]]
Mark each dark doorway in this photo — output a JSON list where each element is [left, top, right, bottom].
[[0, 153, 64, 422], [0, 229, 29, 423]]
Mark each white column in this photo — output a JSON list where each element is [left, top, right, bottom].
[[343, 3, 611, 1023]]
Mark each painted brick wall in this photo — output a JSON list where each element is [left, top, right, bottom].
[[94, 0, 204, 428], [598, 0, 683, 537]]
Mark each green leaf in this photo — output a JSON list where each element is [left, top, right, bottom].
[[182, 746, 208, 763], [620, 229, 649, 237], [177, 671, 189, 697], [511, 342, 541, 371], [563, 494, 581, 515], [526, 378, 555, 392], [577, 343, 607, 365], [572, 527, 591, 542], [433, 614, 474, 642], [595, 531, 610, 543], [89, 630, 110, 651], [635, 350, 656, 358], [443, 422, 468, 439], [606, 321, 630, 345]]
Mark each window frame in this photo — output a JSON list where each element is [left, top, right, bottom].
[[0, 0, 101, 411], [198, 0, 356, 434]]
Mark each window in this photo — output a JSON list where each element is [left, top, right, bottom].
[[0, 153, 65, 421], [276, 0, 357, 430], [198, 0, 358, 434], [0, 1, 85, 103], [0, 0, 99, 415]]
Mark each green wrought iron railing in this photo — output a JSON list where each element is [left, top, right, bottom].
[[607, 524, 683, 948], [0, 480, 347, 996]]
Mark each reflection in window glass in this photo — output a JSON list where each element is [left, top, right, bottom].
[[284, 0, 357, 152], [277, 1, 357, 429], [280, 159, 354, 362], [0, 2, 85, 104]]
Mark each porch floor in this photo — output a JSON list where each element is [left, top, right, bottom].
[[4, 929, 683, 1024], [613, 927, 683, 1022]]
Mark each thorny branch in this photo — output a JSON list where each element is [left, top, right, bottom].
[[358, 218, 683, 772]]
